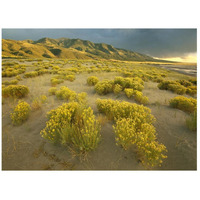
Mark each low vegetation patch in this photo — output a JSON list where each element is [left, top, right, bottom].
[[96, 99, 167, 167], [10, 100, 31, 125], [169, 96, 197, 113], [87, 76, 99, 86], [40, 102, 101, 152], [2, 85, 29, 98]]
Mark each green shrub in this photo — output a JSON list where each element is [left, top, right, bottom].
[[169, 96, 197, 113], [94, 80, 114, 95], [40, 103, 101, 152], [87, 76, 99, 86], [186, 111, 197, 131], [2, 85, 29, 98], [10, 100, 31, 125]]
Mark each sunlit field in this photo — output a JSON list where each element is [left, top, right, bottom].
[[2, 58, 197, 170]]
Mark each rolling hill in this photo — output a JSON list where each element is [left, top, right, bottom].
[[2, 37, 157, 61]]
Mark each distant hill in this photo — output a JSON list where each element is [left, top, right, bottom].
[[2, 37, 158, 61]]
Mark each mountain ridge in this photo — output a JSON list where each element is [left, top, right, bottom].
[[2, 37, 158, 61]]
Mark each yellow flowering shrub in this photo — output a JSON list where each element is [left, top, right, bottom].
[[124, 88, 134, 98], [96, 99, 154, 124], [114, 76, 144, 91], [65, 75, 76, 82], [186, 86, 197, 96], [3, 79, 19, 86], [87, 76, 99, 86], [2, 85, 29, 98], [51, 78, 64, 86], [48, 87, 57, 95], [55, 86, 77, 100], [133, 90, 149, 105], [97, 98, 167, 167], [94, 80, 114, 95], [137, 140, 167, 167], [113, 84, 122, 94], [40, 103, 101, 152], [169, 96, 197, 113], [10, 100, 31, 125], [40, 95, 47, 103], [24, 71, 38, 78]]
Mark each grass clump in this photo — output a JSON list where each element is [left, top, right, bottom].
[[10, 100, 31, 125], [2, 85, 29, 98], [169, 96, 197, 113], [87, 76, 99, 86], [40, 102, 101, 152], [186, 111, 197, 131]]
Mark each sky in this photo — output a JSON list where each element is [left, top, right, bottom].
[[2, 29, 197, 62]]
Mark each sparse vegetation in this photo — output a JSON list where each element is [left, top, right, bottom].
[[2, 85, 29, 98], [10, 100, 31, 125]]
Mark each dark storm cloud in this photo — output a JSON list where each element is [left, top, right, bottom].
[[2, 29, 196, 58]]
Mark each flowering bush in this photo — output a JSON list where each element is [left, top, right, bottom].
[[124, 89, 149, 104], [114, 76, 144, 91], [133, 90, 149, 105], [51, 78, 64, 86], [96, 98, 167, 167], [95, 80, 114, 95], [65, 75, 76, 82], [2, 79, 19, 85], [55, 86, 77, 100], [10, 100, 31, 125], [40, 102, 101, 152], [186, 86, 197, 96], [87, 76, 99, 86], [124, 88, 134, 98], [24, 71, 38, 78], [113, 84, 122, 94], [96, 99, 155, 124], [48, 87, 57, 95], [169, 96, 197, 113], [167, 83, 186, 95], [2, 85, 29, 98]]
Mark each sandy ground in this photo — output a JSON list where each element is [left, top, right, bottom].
[[2, 62, 197, 170]]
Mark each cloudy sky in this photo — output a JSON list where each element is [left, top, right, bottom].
[[2, 29, 197, 62]]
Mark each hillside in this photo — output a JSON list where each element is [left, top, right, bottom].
[[2, 37, 157, 61]]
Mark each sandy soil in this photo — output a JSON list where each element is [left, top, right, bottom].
[[2, 61, 197, 170]]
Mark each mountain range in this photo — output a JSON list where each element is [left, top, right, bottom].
[[2, 37, 158, 61]]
